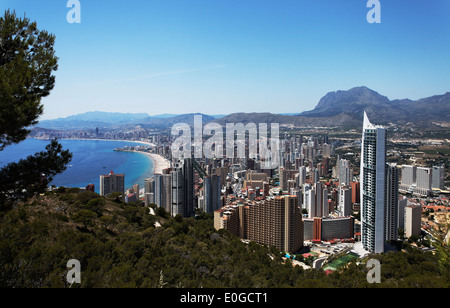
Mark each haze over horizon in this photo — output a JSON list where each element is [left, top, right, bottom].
[[4, 0, 450, 120]]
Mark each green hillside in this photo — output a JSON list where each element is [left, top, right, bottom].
[[0, 188, 448, 288]]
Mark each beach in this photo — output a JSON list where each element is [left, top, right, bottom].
[[58, 138, 171, 175], [108, 139, 171, 174], [138, 152, 171, 174]]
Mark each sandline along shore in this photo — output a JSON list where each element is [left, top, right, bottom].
[[55, 138, 171, 176]]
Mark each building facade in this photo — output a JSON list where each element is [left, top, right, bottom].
[[432, 166, 445, 190], [360, 112, 386, 253], [385, 163, 399, 241], [214, 196, 304, 253], [338, 185, 352, 217], [303, 216, 355, 242], [100, 171, 125, 197], [405, 204, 422, 238], [203, 174, 221, 214]]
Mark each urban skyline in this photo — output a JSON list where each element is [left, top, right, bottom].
[[90, 110, 448, 263], [1, 2, 449, 290]]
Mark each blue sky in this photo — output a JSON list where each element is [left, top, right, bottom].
[[3, 0, 450, 119]]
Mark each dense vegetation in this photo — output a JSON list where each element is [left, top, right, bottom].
[[0, 188, 448, 288], [0, 10, 72, 210]]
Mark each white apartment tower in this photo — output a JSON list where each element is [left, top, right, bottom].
[[360, 112, 386, 253]]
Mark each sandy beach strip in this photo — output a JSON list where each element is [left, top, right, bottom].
[[139, 152, 171, 174], [55, 138, 157, 148], [56, 138, 170, 175], [116, 149, 170, 175]]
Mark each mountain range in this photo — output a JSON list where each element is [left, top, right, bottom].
[[35, 87, 450, 130], [298, 86, 450, 126]]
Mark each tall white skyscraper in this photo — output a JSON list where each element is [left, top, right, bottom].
[[360, 112, 386, 253]]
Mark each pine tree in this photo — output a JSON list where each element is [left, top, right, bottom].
[[0, 10, 72, 209]]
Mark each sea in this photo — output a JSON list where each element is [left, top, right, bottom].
[[0, 138, 154, 194]]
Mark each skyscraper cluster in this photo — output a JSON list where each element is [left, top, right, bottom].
[[145, 158, 195, 218], [399, 165, 445, 196]]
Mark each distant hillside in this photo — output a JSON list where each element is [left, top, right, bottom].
[[137, 113, 216, 129], [63, 111, 150, 123], [301, 87, 391, 118], [213, 87, 449, 129], [299, 86, 450, 127], [211, 112, 360, 128], [38, 111, 150, 129], [34, 87, 450, 131], [36, 112, 218, 130]]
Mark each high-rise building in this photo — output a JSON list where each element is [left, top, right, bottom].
[[339, 159, 353, 186], [144, 193, 154, 206], [401, 165, 416, 187], [214, 196, 304, 253], [306, 182, 328, 218], [161, 173, 172, 213], [183, 158, 195, 218], [338, 185, 352, 217], [100, 171, 125, 197], [144, 178, 155, 206], [203, 175, 221, 214], [171, 167, 184, 217], [432, 165, 445, 190], [145, 178, 154, 195], [350, 182, 360, 204], [279, 167, 287, 191], [385, 163, 399, 241], [298, 166, 307, 187], [360, 112, 386, 253], [398, 196, 408, 230], [405, 204, 422, 238], [322, 143, 333, 158], [416, 167, 432, 196], [153, 174, 162, 207]]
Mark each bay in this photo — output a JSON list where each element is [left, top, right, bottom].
[[0, 138, 154, 193]]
